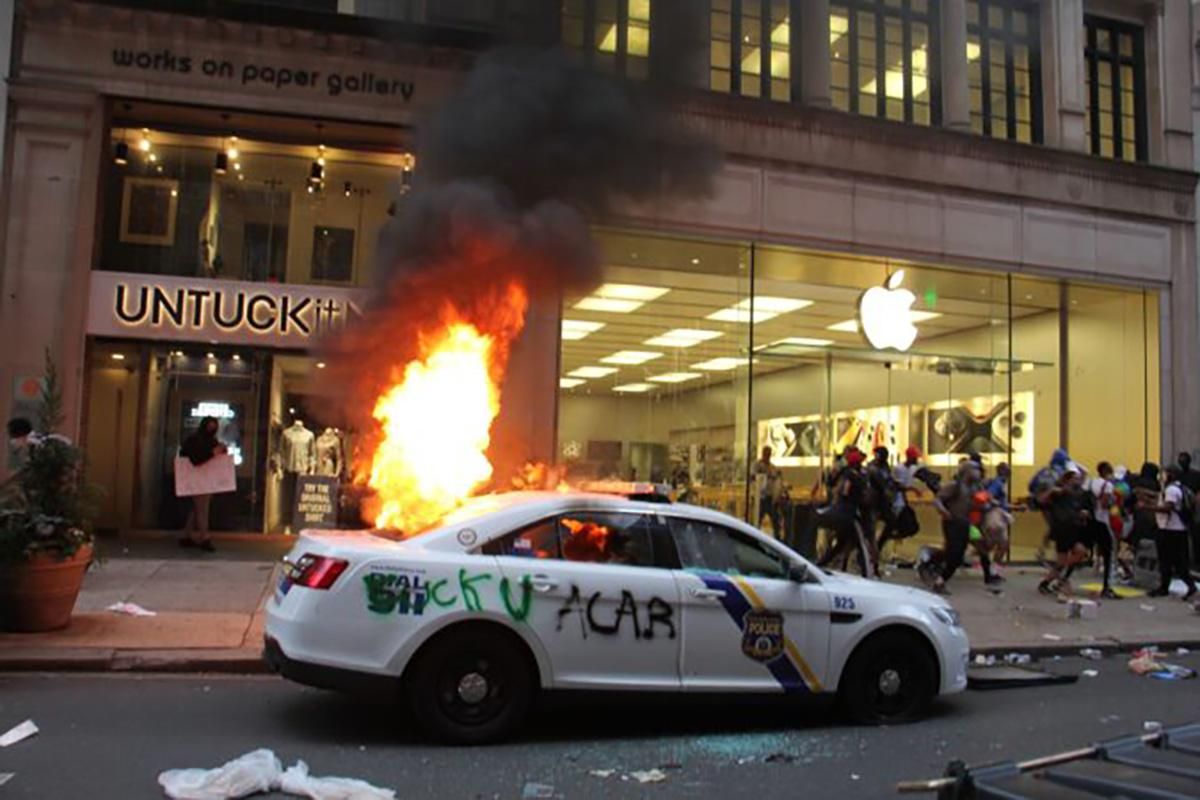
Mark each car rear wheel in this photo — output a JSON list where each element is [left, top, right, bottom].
[[839, 630, 937, 724], [406, 628, 534, 744]]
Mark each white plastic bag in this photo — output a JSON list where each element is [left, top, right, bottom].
[[279, 760, 395, 800], [158, 748, 282, 800]]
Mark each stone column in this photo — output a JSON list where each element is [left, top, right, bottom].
[[0, 84, 103, 465], [1155, 0, 1192, 169], [940, 0, 970, 131], [1042, 0, 1087, 151], [798, 0, 831, 107]]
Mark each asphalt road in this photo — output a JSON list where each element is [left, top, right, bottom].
[[1, 654, 1198, 799]]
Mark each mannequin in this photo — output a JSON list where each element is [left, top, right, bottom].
[[315, 427, 344, 478], [280, 420, 315, 475]]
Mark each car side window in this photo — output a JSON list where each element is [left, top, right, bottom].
[[667, 517, 788, 580], [481, 518, 561, 559], [558, 512, 656, 568]]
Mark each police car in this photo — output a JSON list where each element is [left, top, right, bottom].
[[264, 485, 969, 743]]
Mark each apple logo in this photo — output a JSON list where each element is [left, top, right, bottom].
[[858, 270, 918, 351]]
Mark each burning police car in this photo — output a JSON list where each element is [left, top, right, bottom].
[[264, 485, 969, 743]]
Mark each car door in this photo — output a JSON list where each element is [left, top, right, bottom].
[[665, 514, 831, 694], [490, 509, 682, 690]]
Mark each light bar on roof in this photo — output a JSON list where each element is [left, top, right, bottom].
[[600, 350, 663, 365], [648, 372, 702, 383], [568, 366, 618, 378], [706, 297, 811, 324], [612, 383, 655, 393], [644, 328, 723, 347]]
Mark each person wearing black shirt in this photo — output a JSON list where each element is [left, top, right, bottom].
[[1177, 452, 1200, 568], [816, 448, 876, 578], [1036, 465, 1089, 596], [179, 416, 226, 552]]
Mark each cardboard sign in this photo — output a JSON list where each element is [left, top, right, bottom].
[[174, 454, 236, 497], [293, 475, 339, 529]]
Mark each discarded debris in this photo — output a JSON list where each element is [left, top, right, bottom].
[[1144, 721, 1163, 733], [1149, 664, 1197, 681], [106, 601, 157, 617], [1002, 653, 1032, 665], [851, 773, 861, 781], [1079, 648, 1103, 660], [1128, 649, 1198, 680], [1041, 633, 1063, 641], [1082, 669, 1099, 678], [0, 773, 13, 788], [1177, 647, 1191, 656], [587, 770, 616, 779], [0, 720, 38, 748], [629, 769, 668, 784], [1140, 603, 1156, 612], [521, 782, 556, 799], [158, 749, 396, 800]]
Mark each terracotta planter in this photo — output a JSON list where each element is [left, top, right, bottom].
[[0, 544, 94, 633]]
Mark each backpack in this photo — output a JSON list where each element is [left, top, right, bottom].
[[1027, 467, 1056, 510], [914, 466, 942, 494], [1175, 482, 1196, 530]]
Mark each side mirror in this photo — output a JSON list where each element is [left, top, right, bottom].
[[787, 562, 809, 584]]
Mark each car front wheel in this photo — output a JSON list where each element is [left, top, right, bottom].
[[839, 629, 937, 724], [406, 627, 534, 745]]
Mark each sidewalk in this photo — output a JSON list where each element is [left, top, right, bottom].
[[1, 537, 1197, 673]]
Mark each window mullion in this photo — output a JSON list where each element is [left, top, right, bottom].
[[616, 0, 629, 77], [1111, 45, 1124, 159], [761, 0, 771, 98], [1004, 7, 1016, 140], [848, 7, 859, 113], [875, 8, 886, 118], [731, 0, 743, 94], [1086, 24, 1100, 155], [979, 21, 992, 136], [902, 3, 913, 122]]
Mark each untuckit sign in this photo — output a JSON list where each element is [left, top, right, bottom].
[[88, 271, 370, 349]]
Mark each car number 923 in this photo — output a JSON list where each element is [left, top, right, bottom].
[[833, 595, 856, 611]]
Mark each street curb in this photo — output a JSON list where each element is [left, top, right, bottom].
[[970, 639, 1200, 658]]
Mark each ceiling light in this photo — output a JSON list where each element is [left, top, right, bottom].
[[644, 328, 722, 347], [559, 378, 586, 389], [691, 357, 750, 371], [573, 297, 643, 313], [139, 129, 151, 152], [232, 354, 241, 361], [707, 297, 812, 324], [561, 319, 606, 340], [214, 151, 228, 174], [233, 162, 241, 171], [113, 141, 129, 165], [593, 283, 668, 301], [613, 383, 654, 393], [967, 41, 981, 61], [568, 366, 618, 378], [206, 352, 215, 359], [148, 152, 157, 162], [600, 351, 663, 365], [227, 136, 239, 160], [649, 372, 702, 383], [690, 257, 701, 265], [772, 337, 834, 347], [316, 362, 327, 369], [110, 353, 125, 361]]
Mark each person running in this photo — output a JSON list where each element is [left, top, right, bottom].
[[1149, 464, 1197, 600], [1037, 464, 1089, 597], [920, 460, 987, 594], [1030, 448, 1071, 564], [753, 445, 785, 538], [983, 462, 1014, 564], [1084, 461, 1120, 599], [817, 448, 876, 578]]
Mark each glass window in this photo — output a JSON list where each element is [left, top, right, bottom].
[[562, 0, 653, 79], [560, 512, 657, 566], [668, 516, 789, 579], [966, 0, 1040, 143], [104, 125, 412, 286], [709, 0, 790, 101], [829, 0, 939, 126], [483, 518, 562, 558], [1084, 15, 1145, 162]]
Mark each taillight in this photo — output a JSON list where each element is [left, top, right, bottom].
[[290, 554, 349, 590]]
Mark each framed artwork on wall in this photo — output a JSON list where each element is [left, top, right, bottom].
[[119, 177, 179, 246]]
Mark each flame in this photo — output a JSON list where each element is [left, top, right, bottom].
[[561, 517, 614, 563], [364, 282, 528, 532]]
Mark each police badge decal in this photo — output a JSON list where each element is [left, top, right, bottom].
[[741, 610, 785, 662]]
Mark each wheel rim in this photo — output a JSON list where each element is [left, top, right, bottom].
[[435, 652, 510, 727], [867, 647, 925, 718]]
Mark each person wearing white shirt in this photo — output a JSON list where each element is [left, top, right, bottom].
[[1150, 464, 1197, 599], [1085, 462, 1119, 599]]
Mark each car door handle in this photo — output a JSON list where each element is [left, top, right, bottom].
[[530, 575, 559, 593], [690, 587, 726, 599]]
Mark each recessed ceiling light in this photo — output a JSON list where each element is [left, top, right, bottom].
[[644, 328, 723, 347], [706, 297, 812, 324], [316, 362, 327, 369], [691, 357, 751, 371], [561, 319, 606, 340], [690, 257, 701, 265], [771, 337, 834, 347], [559, 377, 587, 388], [206, 352, 216, 359], [600, 350, 663, 365], [573, 297, 644, 313], [593, 283, 669, 301], [648, 372, 702, 383], [110, 353, 125, 361], [613, 383, 655, 393], [568, 366, 618, 378], [232, 354, 242, 361]]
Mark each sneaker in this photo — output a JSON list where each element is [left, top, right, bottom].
[[984, 574, 1006, 585], [1100, 588, 1122, 600], [932, 581, 951, 596], [1037, 579, 1055, 595]]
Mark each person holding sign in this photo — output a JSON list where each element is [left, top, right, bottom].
[[179, 416, 226, 552]]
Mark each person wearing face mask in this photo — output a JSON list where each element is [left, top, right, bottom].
[[179, 416, 226, 553], [921, 459, 986, 595]]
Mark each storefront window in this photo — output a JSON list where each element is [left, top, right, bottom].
[[966, 0, 1040, 143], [562, 0, 652, 79], [709, 0, 790, 100], [1084, 15, 1146, 162], [558, 229, 1161, 565], [830, 0, 939, 125], [102, 126, 412, 286]]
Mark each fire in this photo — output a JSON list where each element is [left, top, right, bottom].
[[364, 282, 528, 532]]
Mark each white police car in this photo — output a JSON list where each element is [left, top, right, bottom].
[[265, 486, 969, 743]]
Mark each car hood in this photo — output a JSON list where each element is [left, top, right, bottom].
[[820, 570, 946, 607]]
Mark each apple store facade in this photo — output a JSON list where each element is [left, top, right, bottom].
[[556, 227, 1162, 561]]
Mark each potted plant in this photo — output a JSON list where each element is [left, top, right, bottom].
[[0, 353, 97, 632]]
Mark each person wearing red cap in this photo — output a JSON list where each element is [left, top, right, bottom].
[[816, 447, 877, 578]]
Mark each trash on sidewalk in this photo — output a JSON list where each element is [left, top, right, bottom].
[[0, 773, 13, 787], [0, 720, 38, 748], [629, 769, 668, 784], [1079, 648, 1103, 660], [1127, 648, 1197, 680], [967, 664, 1078, 690], [1002, 653, 1032, 665], [279, 760, 396, 799], [521, 782, 556, 798], [587, 770, 616, 779], [159, 749, 396, 800], [1065, 599, 1098, 620], [106, 601, 157, 617], [1177, 647, 1191, 656], [1082, 669, 1099, 677], [1041, 633, 1063, 641], [1139, 603, 1157, 612]]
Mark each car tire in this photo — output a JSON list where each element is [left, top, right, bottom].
[[406, 628, 534, 745], [839, 629, 937, 725]]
